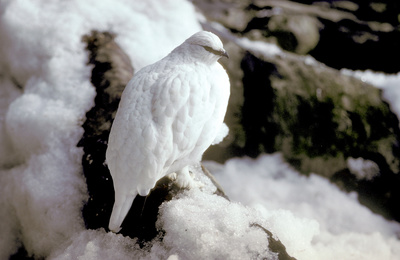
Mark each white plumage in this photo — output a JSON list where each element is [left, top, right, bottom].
[[106, 31, 230, 232]]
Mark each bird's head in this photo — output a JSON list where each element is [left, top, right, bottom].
[[175, 31, 229, 64]]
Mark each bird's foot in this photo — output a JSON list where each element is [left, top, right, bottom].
[[174, 166, 201, 190], [175, 172, 196, 189]]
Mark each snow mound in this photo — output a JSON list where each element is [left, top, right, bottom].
[[205, 154, 400, 260], [158, 189, 276, 260], [0, 0, 201, 259]]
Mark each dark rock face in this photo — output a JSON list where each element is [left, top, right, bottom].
[[79, 30, 132, 234], [9, 247, 33, 260], [309, 16, 400, 73], [259, 0, 400, 72], [241, 52, 278, 157]]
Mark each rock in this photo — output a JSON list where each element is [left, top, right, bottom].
[[251, 223, 297, 260], [309, 12, 400, 73], [266, 14, 321, 54], [195, 0, 400, 72], [240, 50, 400, 174], [191, 0, 254, 32], [294, 0, 400, 72], [9, 247, 33, 260], [79, 30, 134, 234]]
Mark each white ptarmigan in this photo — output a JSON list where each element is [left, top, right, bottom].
[[106, 31, 230, 232]]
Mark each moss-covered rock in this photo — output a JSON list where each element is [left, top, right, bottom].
[[241, 51, 400, 178]]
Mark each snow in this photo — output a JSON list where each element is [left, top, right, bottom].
[[204, 154, 400, 260], [157, 189, 276, 260], [1, 0, 400, 259], [347, 157, 380, 181], [46, 165, 276, 260]]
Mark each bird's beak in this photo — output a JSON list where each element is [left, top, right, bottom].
[[221, 50, 229, 59]]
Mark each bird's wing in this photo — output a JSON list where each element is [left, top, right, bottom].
[[107, 63, 197, 192], [149, 67, 198, 167], [191, 63, 230, 155], [151, 64, 228, 172], [106, 66, 162, 194], [106, 67, 161, 232]]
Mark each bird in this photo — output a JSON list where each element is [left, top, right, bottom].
[[106, 31, 230, 232]]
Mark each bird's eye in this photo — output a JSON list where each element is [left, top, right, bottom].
[[202, 46, 224, 56]]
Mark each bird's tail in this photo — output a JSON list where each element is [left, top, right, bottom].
[[108, 192, 136, 233]]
